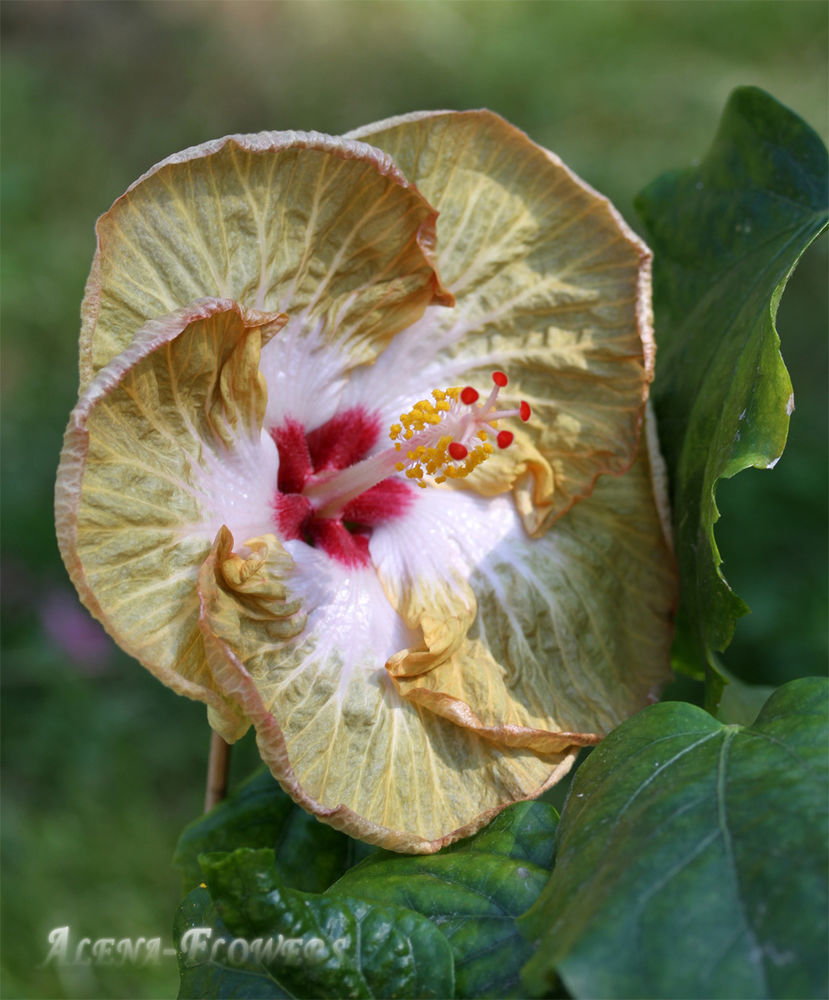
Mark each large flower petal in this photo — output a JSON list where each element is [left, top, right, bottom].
[[374, 413, 675, 749], [57, 116, 677, 856], [347, 111, 653, 533], [56, 299, 288, 738], [197, 530, 577, 853], [79, 132, 450, 388]]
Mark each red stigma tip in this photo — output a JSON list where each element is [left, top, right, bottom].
[[448, 441, 468, 461], [492, 371, 508, 387], [496, 430, 514, 449], [519, 400, 531, 422], [460, 386, 479, 405]]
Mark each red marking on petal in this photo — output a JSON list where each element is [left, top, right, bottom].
[[496, 430, 514, 449], [492, 370, 508, 387], [274, 492, 314, 541], [271, 419, 313, 494], [273, 411, 415, 568], [341, 479, 414, 527], [448, 442, 468, 461], [309, 519, 371, 568], [519, 400, 531, 421], [460, 386, 479, 405], [306, 407, 381, 472]]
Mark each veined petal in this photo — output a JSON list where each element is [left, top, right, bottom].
[[346, 111, 653, 534], [377, 416, 676, 750], [79, 132, 451, 388], [57, 114, 677, 855], [198, 530, 577, 852], [56, 299, 284, 737]]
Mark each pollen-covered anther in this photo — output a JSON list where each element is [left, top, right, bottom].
[[386, 373, 528, 487]]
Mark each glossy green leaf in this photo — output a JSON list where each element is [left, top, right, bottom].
[[519, 677, 829, 1000], [174, 767, 374, 894], [192, 848, 455, 999], [328, 801, 558, 998], [175, 886, 290, 999], [174, 796, 558, 998], [635, 87, 828, 706]]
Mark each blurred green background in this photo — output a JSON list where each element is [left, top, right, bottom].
[[1, 2, 826, 996]]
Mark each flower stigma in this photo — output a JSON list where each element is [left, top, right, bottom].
[[304, 371, 531, 519]]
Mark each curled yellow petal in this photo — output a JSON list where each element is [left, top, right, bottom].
[[347, 110, 653, 534], [381, 414, 676, 754], [79, 132, 451, 388], [384, 573, 476, 679], [197, 548, 580, 852], [56, 299, 285, 738], [198, 527, 306, 739]]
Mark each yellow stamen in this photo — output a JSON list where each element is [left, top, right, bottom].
[[389, 386, 502, 487], [305, 371, 528, 518]]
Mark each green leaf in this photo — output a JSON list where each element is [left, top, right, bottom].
[[174, 767, 374, 894], [328, 801, 558, 998], [193, 847, 455, 999], [174, 797, 558, 999], [441, 798, 559, 867], [519, 677, 829, 1000], [635, 87, 828, 707], [174, 886, 290, 999], [172, 780, 558, 998]]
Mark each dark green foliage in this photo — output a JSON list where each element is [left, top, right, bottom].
[[184, 848, 456, 999], [174, 768, 374, 895], [519, 678, 828, 1000], [328, 802, 559, 998], [175, 887, 291, 1000], [174, 799, 561, 999], [635, 87, 828, 708]]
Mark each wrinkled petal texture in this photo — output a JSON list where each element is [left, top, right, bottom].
[[56, 300, 290, 737], [79, 132, 448, 387], [383, 425, 675, 749], [58, 113, 675, 853], [198, 526, 580, 852], [347, 111, 654, 534]]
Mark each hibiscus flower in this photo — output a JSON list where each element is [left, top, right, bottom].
[[56, 111, 676, 852]]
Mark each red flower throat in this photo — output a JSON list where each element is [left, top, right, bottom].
[[272, 407, 413, 568]]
